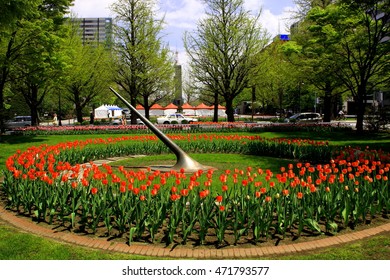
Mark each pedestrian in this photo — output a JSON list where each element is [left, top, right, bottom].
[[338, 109, 344, 120], [53, 113, 58, 125]]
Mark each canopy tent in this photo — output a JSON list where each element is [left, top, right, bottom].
[[150, 103, 164, 116], [163, 103, 178, 115], [135, 104, 145, 116], [94, 105, 123, 119], [195, 103, 213, 116], [217, 104, 227, 116], [182, 103, 196, 115]]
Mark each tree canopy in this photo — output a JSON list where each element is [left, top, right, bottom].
[[185, 0, 269, 122]]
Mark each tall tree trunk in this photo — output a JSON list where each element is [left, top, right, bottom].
[[75, 104, 83, 123], [322, 82, 332, 122], [30, 86, 39, 126], [225, 98, 235, 122], [0, 79, 5, 133], [143, 95, 150, 120], [213, 91, 219, 122]]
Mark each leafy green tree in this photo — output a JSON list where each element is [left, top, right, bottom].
[[62, 20, 113, 123], [10, 19, 68, 126], [282, 19, 347, 121], [293, 0, 335, 20], [0, 0, 73, 129], [184, 0, 268, 122], [111, 0, 174, 123], [0, 0, 42, 131], [305, 1, 390, 132], [251, 39, 296, 116]]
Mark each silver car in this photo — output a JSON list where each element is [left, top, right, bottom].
[[6, 116, 32, 129], [284, 112, 322, 123]]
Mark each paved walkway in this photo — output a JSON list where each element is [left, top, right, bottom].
[[1, 206, 389, 259]]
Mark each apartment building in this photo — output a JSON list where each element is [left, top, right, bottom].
[[75, 17, 113, 46]]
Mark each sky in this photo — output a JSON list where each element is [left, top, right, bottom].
[[69, 0, 297, 64]]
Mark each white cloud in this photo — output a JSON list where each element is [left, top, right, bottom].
[[70, 0, 116, 18], [159, 0, 205, 29]]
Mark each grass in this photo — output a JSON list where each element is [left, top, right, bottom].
[[0, 130, 390, 260], [110, 153, 294, 175], [0, 221, 154, 260]]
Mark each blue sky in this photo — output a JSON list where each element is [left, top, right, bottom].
[[70, 0, 297, 64]]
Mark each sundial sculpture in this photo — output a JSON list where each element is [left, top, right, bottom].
[[109, 87, 212, 173]]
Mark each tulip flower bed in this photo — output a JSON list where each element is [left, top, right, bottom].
[[2, 134, 389, 247], [12, 121, 352, 136]]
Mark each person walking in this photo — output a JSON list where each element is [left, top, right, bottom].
[[52, 113, 58, 125]]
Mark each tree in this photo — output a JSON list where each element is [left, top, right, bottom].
[[0, 0, 73, 129], [305, 1, 390, 132], [63, 20, 113, 123], [251, 39, 295, 116], [10, 19, 68, 126], [111, 0, 174, 123], [283, 6, 348, 122], [293, 0, 335, 20], [184, 0, 268, 122], [0, 0, 42, 132]]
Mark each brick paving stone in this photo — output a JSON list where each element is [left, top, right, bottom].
[[99, 241, 112, 250], [185, 249, 194, 259], [281, 245, 296, 254], [366, 227, 383, 235], [125, 244, 136, 253], [91, 240, 104, 249], [261, 246, 271, 255], [238, 248, 247, 258], [213, 249, 222, 259], [204, 249, 211, 259], [145, 246, 155, 256], [215, 249, 223, 259], [148, 247, 161, 258], [192, 249, 200, 259], [379, 224, 390, 230], [271, 246, 285, 255], [255, 248, 266, 257], [233, 248, 241, 258], [247, 247, 259, 258], [71, 235, 87, 245], [291, 244, 303, 252], [326, 236, 341, 245], [164, 248, 171, 257], [138, 245, 151, 256], [84, 238, 99, 248], [183, 248, 191, 258], [223, 248, 235, 259], [174, 249, 183, 258], [156, 247, 167, 258], [130, 245, 143, 255], [267, 246, 281, 256]]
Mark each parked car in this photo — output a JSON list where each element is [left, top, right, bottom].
[[284, 112, 322, 123], [156, 113, 198, 124], [5, 116, 32, 129], [111, 117, 143, 125]]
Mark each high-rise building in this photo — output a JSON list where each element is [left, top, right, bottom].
[[74, 18, 113, 46]]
